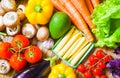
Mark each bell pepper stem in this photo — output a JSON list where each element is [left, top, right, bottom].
[[58, 74, 66, 78], [34, 5, 42, 13], [45, 55, 58, 67]]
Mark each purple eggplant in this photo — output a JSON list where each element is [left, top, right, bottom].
[[13, 60, 50, 78]]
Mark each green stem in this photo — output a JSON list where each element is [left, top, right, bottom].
[[58, 74, 66, 78], [0, 32, 6, 36], [34, 5, 42, 13], [45, 55, 58, 67]]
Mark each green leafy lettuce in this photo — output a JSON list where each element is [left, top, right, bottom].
[[92, 0, 120, 48]]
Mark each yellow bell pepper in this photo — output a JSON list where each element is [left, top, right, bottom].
[[48, 63, 76, 78], [25, 0, 53, 25]]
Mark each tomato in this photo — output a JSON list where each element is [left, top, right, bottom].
[[97, 61, 106, 69], [92, 68, 102, 76], [99, 75, 107, 78], [24, 46, 42, 63], [96, 49, 105, 58], [0, 42, 13, 58], [104, 55, 111, 62], [77, 64, 86, 73], [9, 54, 27, 71], [11, 34, 30, 51], [88, 55, 98, 65], [84, 71, 92, 78]]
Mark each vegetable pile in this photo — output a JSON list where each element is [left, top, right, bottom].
[[0, 0, 119, 78]]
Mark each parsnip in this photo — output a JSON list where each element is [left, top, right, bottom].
[[70, 43, 92, 66], [69, 39, 89, 61], [54, 26, 75, 52], [58, 32, 82, 56], [63, 36, 82, 59], [67, 37, 86, 59]]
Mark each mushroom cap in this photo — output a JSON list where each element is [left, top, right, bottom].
[[22, 23, 37, 39], [3, 11, 20, 28]]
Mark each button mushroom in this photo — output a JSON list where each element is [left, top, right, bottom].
[[6, 23, 20, 36], [0, 59, 11, 74], [36, 26, 49, 41], [17, 4, 25, 21], [22, 23, 37, 39], [1, 0, 16, 12], [0, 16, 5, 31], [3, 12, 20, 28], [0, 3, 5, 16]]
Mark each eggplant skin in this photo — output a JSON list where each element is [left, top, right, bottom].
[[13, 60, 50, 78]]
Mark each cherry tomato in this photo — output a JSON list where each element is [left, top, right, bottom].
[[97, 61, 106, 69], [84, 71, 92, 78], [77, 64, 86, 73], [96, 49, 105, 58], [92, 68, 102, 76], [24, 46, 42, 63], [9, 54, 27, 71], [99, 75, 107, 78], [88, 55, 98, 65], [0, 42, 13, 58], [104, 55, 111, 62], [11, 34, 30, 51]]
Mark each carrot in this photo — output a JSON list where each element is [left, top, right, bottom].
[[50, 0, 78, 28], [85, 0, 94, 14], [91, 0, 100, 8], [59, 0, 94, 42], [71, 0, 96, 30]]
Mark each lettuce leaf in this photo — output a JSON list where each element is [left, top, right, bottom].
[[92, 0, 120, 48]]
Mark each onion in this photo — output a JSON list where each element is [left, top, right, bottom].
[[36, 26, 49, 41]]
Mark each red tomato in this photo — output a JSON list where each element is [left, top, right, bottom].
[[92, 68, 102, 76], [0, 42, 13, 58], [100, 75, 107, 78], [104, 55, 111, 62], [11, 34, 30, 51], [84, 71, 92, 78], [96, 49, 105, 58], [24, 46, 42, 63], [89, 55, 98, 65], [9, 54, 27, 71], [77, 64, 86, 73], [97, 61, 106, 69]]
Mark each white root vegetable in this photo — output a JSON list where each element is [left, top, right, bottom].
[[58, 32, 82, 56], [22, 23, 36, 39], [70, 43, 92, 66], [36, 26, 49, 41], [54, 26, 75, 52]]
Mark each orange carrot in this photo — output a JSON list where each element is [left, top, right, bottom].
[[50, 0, 78, 26], [59, 0, 94, 42], [91, 0, 100, 8], [71, 0, 96, 30], [85, 0, 94, 14]]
